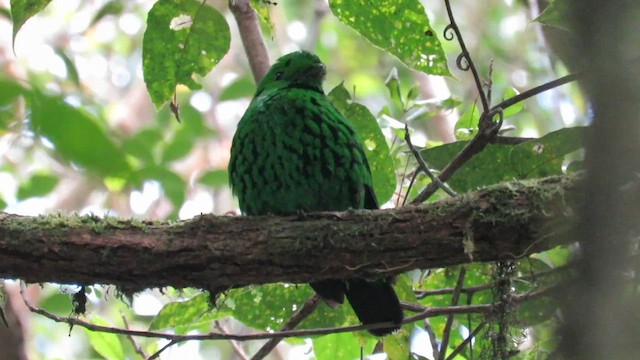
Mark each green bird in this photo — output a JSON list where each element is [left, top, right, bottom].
[[228, 51, 403, 336]]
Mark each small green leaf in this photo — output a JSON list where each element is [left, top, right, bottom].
[[122, 128, 163, 164], [10, 0, 52, 49], [329, 0, 450, 76], [30, 93, 132, 177], [328, 83, 396, 204], [143, 0, 230, 108], [89, 0, 124, 28], [54, 47, 80, 87], [454, 103, 480, 140], [219, 76, 257, 101], [17, 173, 59, 200], [84, 317, 124, 360], [0, 196, 6, 209], [534, 0, 572, 31], [199, 169, 228, 188], [385, 67, 404, 116], [250, 0, 274, 37], [501, 87, 524, 119]]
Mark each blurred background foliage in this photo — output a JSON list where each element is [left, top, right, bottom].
[[0, 0, 586, 359]]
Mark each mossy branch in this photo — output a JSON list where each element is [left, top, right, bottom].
[[0, 174, 581, 293]]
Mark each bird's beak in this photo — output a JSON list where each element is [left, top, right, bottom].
[[310, 63, 326, 79]]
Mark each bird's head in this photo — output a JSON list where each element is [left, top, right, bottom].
[[255, 51, 326, 95]]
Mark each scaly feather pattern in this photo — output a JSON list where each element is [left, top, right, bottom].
[[229, 51, 402, 336]]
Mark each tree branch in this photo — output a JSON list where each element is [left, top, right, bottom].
[[229, 0, 270, 83], [0, 174, 582, 292]]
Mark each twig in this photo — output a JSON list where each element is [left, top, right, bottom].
[[490, 136, 535, 145], [490, 72, 582, 115], [215, 321, 250, 360], [438, 268, 466, 360], [415, 260, 575, 299], [409, 126, 495, 204], [229, 0, 270, 83], [19, 280, 561, 349], [148, 339, 179, 360], [19, 281, 491, 342], [251, 295, 321, 360], [446, 321, 487, 360], [404, 123, 457, 197], [443, 0, 489, 112], [121, 313, 148, 359], [407, 52, 580, 206]]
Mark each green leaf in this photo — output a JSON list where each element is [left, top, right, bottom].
[[454, 102, 480, 141], [199, 169, 228, 188], [224, 284, 359, 332], [10, 0, 52, 49], [501, 87, 524, 119], [534, 0, 572, 31], [84, 317, 124, 360], [0, 76, 25, 105], [313, 332, 374, 360], [0, 196, 6, 210], [122, 128, 163, 164], [329, 0, 450, 76], [138, 166, 186, 209], [17, 173, 59, 200], [53, 47, 80, 87], [89, 0, 124, 28], [421, 126, 587, 193], [509, 127, 585, 178], [150, 293, 227, 333], [328, 83, 396, 204], [160, 105, 211, 164], [250, 0, 274, 37], [160, 129, 194, 164], [385, 67, 404, 116], [143, 0, 230, 108], [30, 93, 132, 177], [225, 284, 309, 331], [384, 329, 411, 360], [0, 76, 26, 130], [219, 76, 256, 101]]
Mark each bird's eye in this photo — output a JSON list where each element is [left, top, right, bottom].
[[274, 71, 284, 80]]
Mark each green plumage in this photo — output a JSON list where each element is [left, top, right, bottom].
[[229, 51, 402, 336]]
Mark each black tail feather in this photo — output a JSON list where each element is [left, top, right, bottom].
[[344, 278, 403, 336], [310, 279, 346, 307]]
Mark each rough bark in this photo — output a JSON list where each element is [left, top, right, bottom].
[[0, 174, 581, 293]]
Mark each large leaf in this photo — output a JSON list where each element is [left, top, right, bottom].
[[313, 332, 374, 360], [328, 83, 396, 204], [0, 76, 26, 130], [83, 317, 124, 360], [30, 93, 132, 177], [138, 166, 186, 210], [143, 0, 230, 108], [150, 293, 227, 333], [421, 127, 586, 193], [222, 283, 367, 333], [17, 173, 59, 200], [10, 0, 52, 49], [329, 0, 450, 76]]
